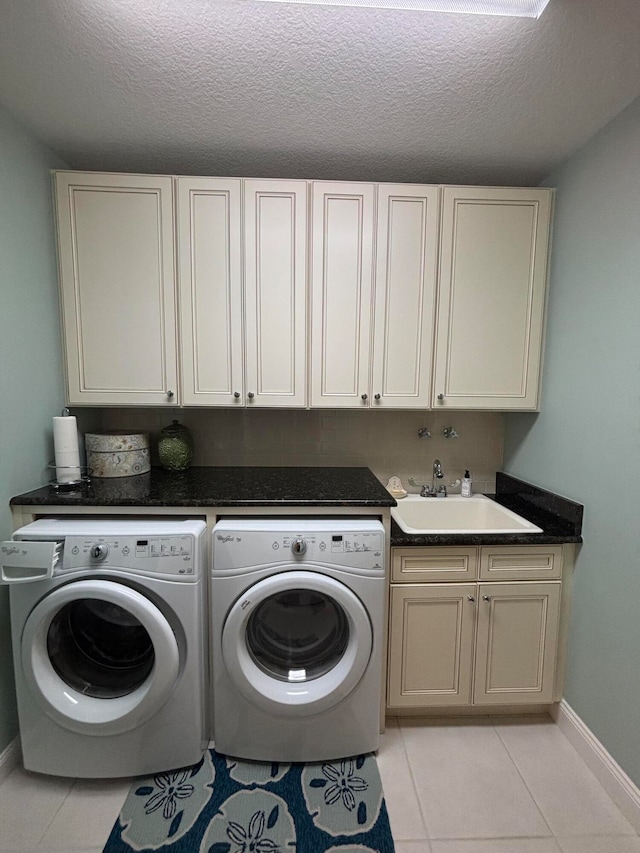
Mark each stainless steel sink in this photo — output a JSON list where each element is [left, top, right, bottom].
[[391, 494, 542, 535]]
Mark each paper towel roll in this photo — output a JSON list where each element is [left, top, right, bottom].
[[53, 415, 81, 483]]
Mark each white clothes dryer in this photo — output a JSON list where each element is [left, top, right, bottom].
[[1, 519, 207, 778], [211, 518, 386, 762]]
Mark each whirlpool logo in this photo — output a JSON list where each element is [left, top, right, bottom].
[[216, 535, 242, 543], [1, 545, 23, 556]]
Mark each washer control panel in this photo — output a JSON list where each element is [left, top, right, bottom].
[[62, 534, 196, 575]]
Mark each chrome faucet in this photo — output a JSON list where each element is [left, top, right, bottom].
[[417, 459, 446, 497], [432, 458, 444, 488], [430, 459, 446, 497], [408, 458, 461, 497]]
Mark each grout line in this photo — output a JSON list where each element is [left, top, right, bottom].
[[493, 713, 640, 840], [428, 832, 562, 840], [394, 717, 437, 841], [36, 777, 78, 845], [490, 714, 560, 840], [382, 715, 432, 843]]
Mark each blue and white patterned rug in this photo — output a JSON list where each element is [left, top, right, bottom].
[[102, 748, 395, 852]]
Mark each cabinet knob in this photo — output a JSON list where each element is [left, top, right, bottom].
[[166, 390, 174, 399], [247, 392, 255, 399], [483, 595, 491, 601], [233, 391, 240, 399], [467, 595, 475, 602], [437, 393, 444, 401], [361, 393, 368, 401], [374, 393, 381, 401]]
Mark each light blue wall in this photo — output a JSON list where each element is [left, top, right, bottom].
[[0, 105, 67, 751], [504, 96, 640, 785]]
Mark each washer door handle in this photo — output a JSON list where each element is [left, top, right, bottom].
[[21, 579, 180, 736]]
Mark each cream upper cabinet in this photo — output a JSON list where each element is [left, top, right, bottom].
[[310, 182, 375, 407], [243, 179, 307, 407], [371, 184, 439, 408], [54, 172, 553, 411], [310, 181, 439, 409], [55, 172, 178, 406], [177, 178, 307, 407], [176, 177, 243, 406], [433, 186, 553, 410]]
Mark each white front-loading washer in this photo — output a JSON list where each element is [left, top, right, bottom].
[[1, 518, 207, 778], [211, 518, 386, 762]]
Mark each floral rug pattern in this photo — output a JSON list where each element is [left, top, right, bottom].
[[102, 748, 395, 853]]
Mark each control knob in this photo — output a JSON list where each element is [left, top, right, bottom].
[[291, 537, 307, 556], [90, 543, 109, 561]]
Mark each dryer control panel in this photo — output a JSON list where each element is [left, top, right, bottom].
[[213, 519, 386, 575]]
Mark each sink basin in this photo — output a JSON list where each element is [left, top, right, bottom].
[[391, 494, 543, 535]]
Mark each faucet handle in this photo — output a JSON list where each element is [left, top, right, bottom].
[[407, 478, 436, 497], [418, 427, 430, 438]]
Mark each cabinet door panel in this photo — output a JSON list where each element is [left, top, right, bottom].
[[244, 180, 307, 407], [388, 584, 475, 707], [311, 182, 375, 407], [474, 582, 560, 704], [434, 187, 552, 410], [56, 172, 177, 406], [372, 185, 439, 408], [177, 178, 243, 406]]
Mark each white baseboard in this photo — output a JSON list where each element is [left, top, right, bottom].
[[551, 699, 640, 834], [0, 736, 21, 787]]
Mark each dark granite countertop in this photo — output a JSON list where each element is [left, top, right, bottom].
[[10, 468, 581, 547], [390, 472, 583, 547], [10, 466, 396, 508]]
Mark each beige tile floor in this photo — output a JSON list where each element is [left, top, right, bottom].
[[0, 715, 638, 852], [380, 715, 640, 853]]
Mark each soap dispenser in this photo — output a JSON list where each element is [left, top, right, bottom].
[[461, 470, 472, 498]]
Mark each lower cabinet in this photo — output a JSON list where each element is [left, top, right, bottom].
[[387, 546, 563, 709]]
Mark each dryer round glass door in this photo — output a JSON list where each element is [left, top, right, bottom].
[[222, 570, 373, 716], [21, 579, 181, 736]]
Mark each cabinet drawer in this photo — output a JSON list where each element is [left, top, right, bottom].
[[392, 547, 478, 582], [479, 546, 563, 581]]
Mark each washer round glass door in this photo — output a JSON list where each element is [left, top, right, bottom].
[[21, 579, 180, 735], [222, 570, 372, 716]]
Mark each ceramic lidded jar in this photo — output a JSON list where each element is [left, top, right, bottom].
[[157, 420, 194, 472]]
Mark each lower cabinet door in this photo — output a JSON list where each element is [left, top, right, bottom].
[[473, 582, 561, 705], [388, 584, 476, 707]]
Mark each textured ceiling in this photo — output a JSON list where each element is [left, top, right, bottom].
[[0, 0, 638, 185]]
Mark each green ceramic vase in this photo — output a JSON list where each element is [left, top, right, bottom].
[[158, 420, 194, 472]]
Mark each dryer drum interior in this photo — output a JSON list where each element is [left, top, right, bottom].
[[47, 598, 155, 699], [245, 588, 349, 682]]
